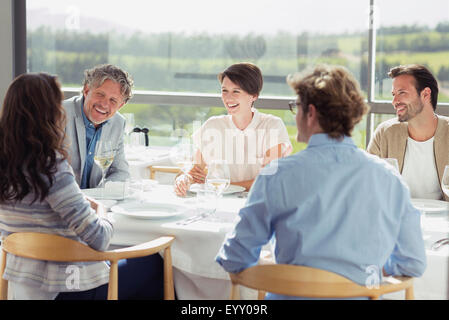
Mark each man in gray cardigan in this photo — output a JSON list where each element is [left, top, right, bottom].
[[63, 64, 133, 188], [367, 64, 449, 200]]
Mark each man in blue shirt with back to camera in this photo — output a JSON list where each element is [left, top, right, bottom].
[[216, 65, 426, 300]]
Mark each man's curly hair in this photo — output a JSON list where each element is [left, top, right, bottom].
[[287, 65, 369, 139]]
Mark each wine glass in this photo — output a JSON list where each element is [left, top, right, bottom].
[[172, 142, 194, 177], [123, 113, 135, 145], [94, 141, 115, 199], [206, 159, 231, 201]]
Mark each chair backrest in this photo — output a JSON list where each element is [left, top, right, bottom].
[[148, 165, 181, 183], [229, 264, 414, 300], [0, 232, 175, 300]]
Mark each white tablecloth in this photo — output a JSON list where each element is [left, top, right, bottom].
[[110, 165, 449, 300], [384, 206, 449, 300], [108, 184, 249, 299]]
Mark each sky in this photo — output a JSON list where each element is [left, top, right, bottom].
[[27, 0, 449, 35]]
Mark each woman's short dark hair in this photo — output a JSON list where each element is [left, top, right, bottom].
[[287, 65, 369, 140], [388, 64, 439, 110], [0, 73, 67, 203], [217, 62, 263, 96]]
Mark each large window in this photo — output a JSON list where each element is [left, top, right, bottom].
[[24, 0, 449, 151], [372, 0, 449, 130]]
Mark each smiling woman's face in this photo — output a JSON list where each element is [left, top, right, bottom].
[[220, 76, 257, 116], [83, 79, 125, 127]]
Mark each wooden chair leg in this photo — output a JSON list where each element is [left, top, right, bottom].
[[163, 248, 174, 300], [230, 284, 240, 300], [0, 250, 8, 300], [257, 290, 266, 300], [108, 260, 119, 300], [405, 287, 414, 300]]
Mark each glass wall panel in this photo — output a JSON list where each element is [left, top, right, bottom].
[[27, 0, 369, 95], [26, 0, 370, 150], [375, 0, 449, 103]]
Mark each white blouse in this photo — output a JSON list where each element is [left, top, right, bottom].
[[192, 109, 292, 182]]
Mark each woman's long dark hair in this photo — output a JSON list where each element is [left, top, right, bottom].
[[0, 73, 68, 203]]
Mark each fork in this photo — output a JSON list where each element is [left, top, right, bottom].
[[176, 212, 210, 226]]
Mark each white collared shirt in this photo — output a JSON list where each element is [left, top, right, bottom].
[[192, 109, 292, 182]]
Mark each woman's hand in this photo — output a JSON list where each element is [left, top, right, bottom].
[[174, 174, 193, 197], [190, 165, 207, 184], [85, 196, 106, 217]]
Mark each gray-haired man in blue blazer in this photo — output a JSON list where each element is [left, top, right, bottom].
[[63, 64, 133, 188]]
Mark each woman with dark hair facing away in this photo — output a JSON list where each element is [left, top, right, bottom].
[[175, 62, 292, 196], [0, 73, 164, 300]]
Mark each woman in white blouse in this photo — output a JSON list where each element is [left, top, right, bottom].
[[175, 62, 292, 196]]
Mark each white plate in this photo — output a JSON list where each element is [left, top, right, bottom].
[[411, 198, 449, 213], [110, 202, 186, 219], [189, 184, 246, 195]]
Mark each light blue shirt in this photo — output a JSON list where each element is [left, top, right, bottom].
[[216, 133, 426, 299], [80, 99, 104, 189]]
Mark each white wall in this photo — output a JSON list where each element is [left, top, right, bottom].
[[0, 0, 13, 105]]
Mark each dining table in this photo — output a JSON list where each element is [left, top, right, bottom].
[[94, 145, 449, 300], [94, 182, 258, 299], [383, 198, 449, 300]]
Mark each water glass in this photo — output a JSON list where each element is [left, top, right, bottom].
[[196, 185, 217, 216]]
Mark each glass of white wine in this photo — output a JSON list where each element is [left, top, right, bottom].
[[206, 160, 231, 209], [173, 142, 194, 177], [94, 141, 115, 199]]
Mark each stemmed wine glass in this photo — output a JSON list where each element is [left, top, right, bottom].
[[94, 141, 115, 199], [205, 160, 231, 212], [172, 141, 194, 179], [123, 113, 135, 146]]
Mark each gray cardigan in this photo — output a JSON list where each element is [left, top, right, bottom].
[[62, 95, 130, 188], [0, 159, 113, 293]]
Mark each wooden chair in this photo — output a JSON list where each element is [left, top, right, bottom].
[[0, 232, 175, 300], [229, 264, 414, 300], [148, 165, 181, 180]]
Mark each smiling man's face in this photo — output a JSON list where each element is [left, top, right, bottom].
[[391, 74, 424, 122], [83, 79, 125, 127]]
